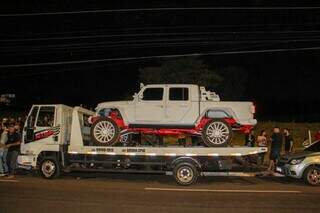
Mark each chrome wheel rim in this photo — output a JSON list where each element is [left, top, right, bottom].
[[93, 120, 116, 143], [308, 168, 320, 185], [42, 160, 56, 178], [206, 121, 230, 145], [177, 166, 194, 184]]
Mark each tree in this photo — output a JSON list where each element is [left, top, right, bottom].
[[139, 58, 248, 101], [216, 66, 248, 100], [139, 57, 222, 89]]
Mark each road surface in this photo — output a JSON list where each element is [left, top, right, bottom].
[[0, 172, 319, 213]]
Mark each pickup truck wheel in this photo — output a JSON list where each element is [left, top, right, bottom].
[[173, 163, 199, 186], [202, 119, 232, 147], [303, 166, 320, 186], [91, 118, 120, 146], [39, 157, 60, 179]]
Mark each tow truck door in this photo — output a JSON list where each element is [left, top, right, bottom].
[[24, 106, 39, 143], [24, 105, 57, 144]]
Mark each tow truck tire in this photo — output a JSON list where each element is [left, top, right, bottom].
[[202, 119, 232, 147], [39, 157, 60, 179], [91, 117, 120, 146], [173, 162, 199, 186], [303, 166, 320, 186]]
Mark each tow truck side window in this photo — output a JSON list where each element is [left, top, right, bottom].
[[36, 106, 55, 127], [142, 88, 163, 101], [27, 106, 39, 127]]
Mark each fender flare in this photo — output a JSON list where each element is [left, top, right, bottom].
[[196, 107, 239, 124], [96, 107, 129, 126], [171, 156, 202, 171]]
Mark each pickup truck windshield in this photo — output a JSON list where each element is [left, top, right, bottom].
[[304, 141, 320, 152]]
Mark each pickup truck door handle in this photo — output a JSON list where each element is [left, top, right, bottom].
[[156, 105, 164, 108]]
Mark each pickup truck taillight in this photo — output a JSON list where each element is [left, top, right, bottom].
[[250, 104, 256, 114]]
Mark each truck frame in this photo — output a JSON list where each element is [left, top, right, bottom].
[[18, 104, 266, 185]]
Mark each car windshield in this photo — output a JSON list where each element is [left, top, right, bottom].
[[304, 140, 320, 152]]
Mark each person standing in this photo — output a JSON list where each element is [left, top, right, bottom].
[[256, 130, 268, 166], [284, 128, 294, 155], [268, 127, 283, 172], [245, 130, 255, 147], [6, 125, 21, 178], [0, 125, 9, 177]]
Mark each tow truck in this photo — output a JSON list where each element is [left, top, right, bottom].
[[18, 104, 267, 185]]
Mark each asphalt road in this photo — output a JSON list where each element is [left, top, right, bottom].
[[0, 172, 319, 213]]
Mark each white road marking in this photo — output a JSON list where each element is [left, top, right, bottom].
[[0, 179, 19, 182], [145, 187, 302, 194]]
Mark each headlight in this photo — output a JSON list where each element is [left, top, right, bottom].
[[290, 157, 305, 165]]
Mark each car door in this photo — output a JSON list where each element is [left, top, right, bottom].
[[165, 87, 192, 123], [135, 87, 165, 123]]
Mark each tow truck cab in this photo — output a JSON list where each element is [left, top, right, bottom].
[[20, 104, 77, 170]]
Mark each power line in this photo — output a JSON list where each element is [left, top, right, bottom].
[[1, 7, 320, 17], [2, 38, 320, 54], [2, 30, 320, 42], [1, 46, 320, 68], [25, 22, 320, 37]]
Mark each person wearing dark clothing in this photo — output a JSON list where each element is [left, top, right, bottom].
[[6, 126, 21, 178], [268, 127, 283, 172], [284, 128, 294, 155], [245, 130, 255, 147]]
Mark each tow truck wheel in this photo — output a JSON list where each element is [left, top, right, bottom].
[[173, 163, 199, 186], [91, 117, 120, 146], [39, 157, 60, 179], [303, 166, 320, 186], [202, 119, 232, 147]]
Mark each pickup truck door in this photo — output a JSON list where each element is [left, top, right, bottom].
[[165, 87, 193, 123], [135, 87, 165, 123]]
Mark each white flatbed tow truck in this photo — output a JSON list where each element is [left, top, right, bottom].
[[18, 104, 267, 185]]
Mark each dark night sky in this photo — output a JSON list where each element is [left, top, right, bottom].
[[0, 1, 320, 121]]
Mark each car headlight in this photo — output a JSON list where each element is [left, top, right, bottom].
[[290, 157, 305, 165]]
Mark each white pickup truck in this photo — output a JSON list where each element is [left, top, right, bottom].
[[90, 84, 257, 147]]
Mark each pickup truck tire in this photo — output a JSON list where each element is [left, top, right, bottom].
[[303, 165, 320, 186], [202, 119, 232, 147], [39, 157, 60, 179], [91, 117, 120, 146], [173, 162, 199, 186]]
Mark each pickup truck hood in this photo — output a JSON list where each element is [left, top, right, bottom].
[[96, 101, 132, 110]]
